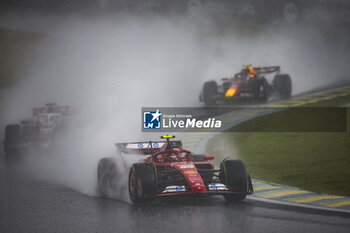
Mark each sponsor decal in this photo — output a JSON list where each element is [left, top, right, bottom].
[[179, 164, 195, 169], [184, 170, 196, 174], [162, 185, 186, 193], [176, 185, 186, 192], [208, 184, 217, 191], [208, 183, 228, 191]]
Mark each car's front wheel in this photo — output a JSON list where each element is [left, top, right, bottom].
[[273, 74, 292, 99], [219, 159, 248, 201], [4, 124, 21, 156], [258, 79, 269, 102], [129, 163, 156, 204], [202, 81, 218, 107]]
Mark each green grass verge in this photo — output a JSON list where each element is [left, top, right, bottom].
[[206, 94, 350, 196]]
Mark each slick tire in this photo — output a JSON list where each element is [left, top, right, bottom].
[[258, 79, 269, 103], [220, 159, 248, 201], [273, 74, 292, 99], [203, 81, 218, 107], [4, 124, 21, 156], [97, 157, 118, 197], [128, 163, 156, 204]]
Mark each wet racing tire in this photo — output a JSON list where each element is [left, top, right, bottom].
[[258, 79, 269, 103], [3, 124, 21, 156], [219, 159, 248, 201], [273, 74, 292, 99], [129, 163, 156, 204], [97, 157, 118, 197], [203, 81, 218, 107]]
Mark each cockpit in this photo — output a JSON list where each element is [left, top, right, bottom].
[[154, 150, 192, 162]]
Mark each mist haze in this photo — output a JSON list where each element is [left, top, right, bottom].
[[1, 4, 350, 201]]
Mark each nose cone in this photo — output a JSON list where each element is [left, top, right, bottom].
[[174, 162, 207, 193], [184, 169, 207, 193], [192, 183, 206, 193]]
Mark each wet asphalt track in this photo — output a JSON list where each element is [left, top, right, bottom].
[[1, 153, 350, 233]]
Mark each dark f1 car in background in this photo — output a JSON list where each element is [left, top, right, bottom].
[[200, 65, 292, 106], [97, 135, 253, 203], [3, 103, 72, 155]]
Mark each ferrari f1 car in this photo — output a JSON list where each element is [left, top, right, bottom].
[[3, 103, 71, 155], [97, 135, 253, 203], [200, 65, 292, 106]]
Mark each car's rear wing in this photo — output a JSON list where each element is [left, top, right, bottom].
[[115, 140, 182, 155], [235, 66, 281, 77], [33, 106, 72, 116], [253, 66, 280, 74]]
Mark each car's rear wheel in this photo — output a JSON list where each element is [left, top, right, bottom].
[[4, 124, 21, 156], [203, 81, 218, 107], [273, 74, 292, 99], [129, 163, 156, 204], [219, 159, 248, 201], [97, 157, 118, 197]]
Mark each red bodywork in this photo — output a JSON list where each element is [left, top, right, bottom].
[[150, 149, 211, 196], [117, 140, 237, 197]]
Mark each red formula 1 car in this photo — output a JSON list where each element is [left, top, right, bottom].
[[97, 135, 253, 203]]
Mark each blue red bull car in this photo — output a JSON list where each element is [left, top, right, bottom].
[[97, 135, 253, 203]]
